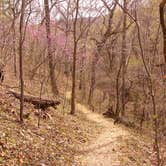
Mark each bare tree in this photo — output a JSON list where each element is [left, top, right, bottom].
[[44, 0, 59, 95], [115, 1, 161, 164], [11, 3, 18, 76], [19, 0, 26, 122], [160, 0, 166, 63], [71, 0, 80, 114], [121, 0, 127, 116], [88, 2, 117, 108]]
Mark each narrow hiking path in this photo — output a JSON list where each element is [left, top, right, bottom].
[[66, 92, 152, 166]]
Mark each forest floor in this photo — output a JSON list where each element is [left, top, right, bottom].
[[0, 79, 102, 165], [0, 73, 158, 165], [66, 92, 155, 166]]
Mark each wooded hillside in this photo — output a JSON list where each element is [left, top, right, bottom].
[[0, 0, 165, 165]]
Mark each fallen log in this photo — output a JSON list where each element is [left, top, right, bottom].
[[8, 90, 60, 110]]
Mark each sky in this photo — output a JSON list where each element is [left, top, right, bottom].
[[37, 0, 112, 19]]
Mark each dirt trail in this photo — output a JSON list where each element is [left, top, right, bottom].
[[66, 92, 150, 166]]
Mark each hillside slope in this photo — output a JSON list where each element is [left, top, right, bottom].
[[0, 85, 101, 165]]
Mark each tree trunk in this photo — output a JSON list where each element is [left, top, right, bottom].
[[71, 0, 79, 115], [11, 8, 17, 76], [88, 53, 97, 107], [79, 54, 85, 90], [160, 0, 166, 63], [115, 58, 122, 119], [121, 0, 127, 116], [44, 0, 59, 95], [19, 0, 26, 123]]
